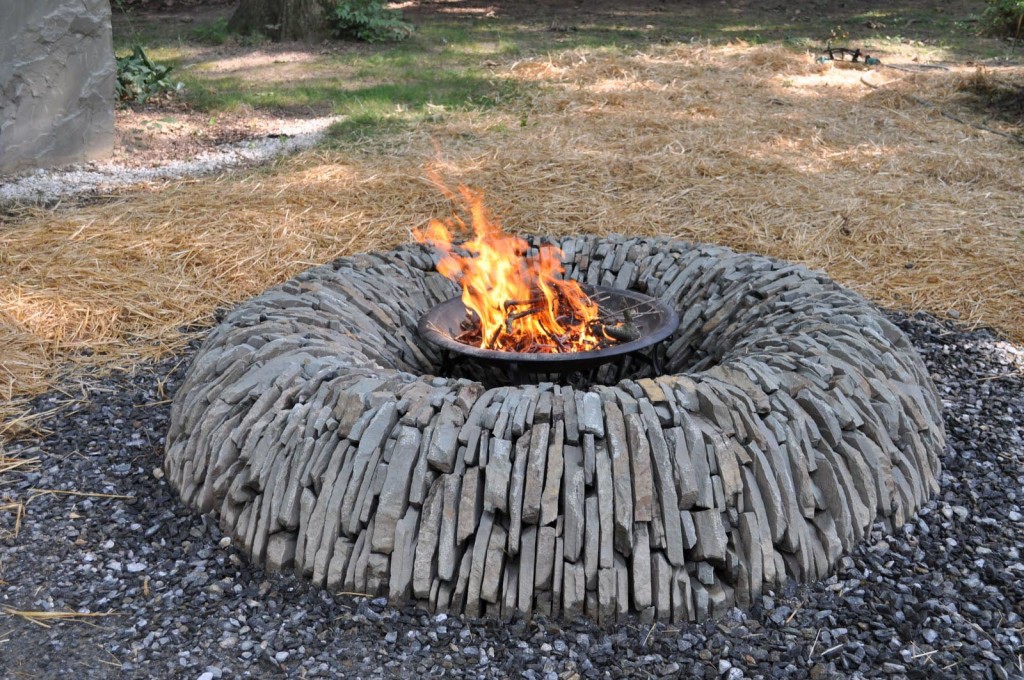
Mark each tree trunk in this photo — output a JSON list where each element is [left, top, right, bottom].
[[228, 0, 333, 42]]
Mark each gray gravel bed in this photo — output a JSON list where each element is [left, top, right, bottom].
[[0, 311, 1021, 679]]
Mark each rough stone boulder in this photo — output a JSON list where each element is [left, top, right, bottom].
[[0, 0, 115, 174]]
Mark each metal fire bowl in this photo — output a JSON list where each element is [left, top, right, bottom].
[[417, 285, 679, 373]]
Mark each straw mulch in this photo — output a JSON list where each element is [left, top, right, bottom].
[[1, 43, 1022, 441]]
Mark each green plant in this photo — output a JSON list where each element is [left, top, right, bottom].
[[116, 45, 183, 104], [329, 0, 413, 43], [983, 0, 1024, 37], [190, 17, 232, 45]]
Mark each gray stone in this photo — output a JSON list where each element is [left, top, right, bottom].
[[624, 413, 654, 522], [631, 524, 652, 610], [426, 403, 464, 473], [307, 452, 352, 585], [745, 442, 786, 540], [696, 560, 715, 585], [584, 495, 600, 587], [844, 431, 892, 514], [680, 510, 698, 550], [614, 553, 630, 617], [437, 474, 462, 581], [604, 401, 634, 555], [782, 433, 817, 518], [578, 392, 605, 437], [389, 507, 419, 601], [796, 389, 843, 448], [707, 582, 730, 619], [1, 0, 115, 173], [811, 455, 854, 551], [672, 567, 694, 623], [481, 524, 506, 604], [483, 438, 512, 513], [294, 487, 318, 576], [456, 466, 483, 546], [458, 424, 482, 465], [691, 578, 710, 622], [449, 547, 474, 613], [477, 433, 490, 467], [507, 435, 531, 554], [692, 510, 728, 564], [534, 391, 553, 424], [677, 416, 712, 508], [563, 444, 586, 562], [370, 425, 421, 554], [502, 561, 519, 618], [695, 382, 736, 435], [342, 402, 398, 534], [455, 382, 486, 414], [562, 386, 580, 444], [408, 422, 434, 506], [552, 534, 564, 618], [651, 552, 672, 620], [594, 440, 615, 569], [540, 422, 564, 526], [517, 526, 538, 617], [640, 403, 685, 567], [740, 468, 777, 585], [823, 446, 871, 543], [265, 532, 297, 573], [521, 422, 549, 525], [511, 386, 536, 436], [703, 428, 742, 501], [811, 511, 843, 565], [582, 433, 596, 486], [367, 552, 390, 596], [597, 568, 616, 625], [736, 512, 763, 608], [563, 562, 585, 618], [412, 478, 444, 598], [464, 510, 494, 617], [536, 526, 557, 591], [326, 537, 354, 591], [344, 523, 371, 592]]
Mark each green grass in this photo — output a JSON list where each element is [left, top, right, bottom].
[[109, 0, 1021, 142], [181, 68, 516, 117]]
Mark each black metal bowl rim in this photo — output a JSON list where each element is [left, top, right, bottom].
[[416, 285, 680, 366]]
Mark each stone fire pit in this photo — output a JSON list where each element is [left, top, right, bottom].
[[165, 235, 945, 623]]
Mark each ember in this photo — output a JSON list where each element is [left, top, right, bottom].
[[414, 185, 629, 354]]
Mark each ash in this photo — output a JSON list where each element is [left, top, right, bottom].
[[0, 311, 1021, 679]]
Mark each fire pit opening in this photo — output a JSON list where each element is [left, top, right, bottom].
[[413, 186, 678, 386], [418, 283, 679, 386]]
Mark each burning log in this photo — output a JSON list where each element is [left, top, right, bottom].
[[414, 185, 620, 355], [449, 286, 646, 354], [597, 309, 641, 343]]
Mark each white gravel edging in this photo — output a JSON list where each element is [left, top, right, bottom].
[[0, 115, 341, 204]]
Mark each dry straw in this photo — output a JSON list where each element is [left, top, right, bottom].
[[1, 43, 1022, 441], [1, 607, 116, 629]]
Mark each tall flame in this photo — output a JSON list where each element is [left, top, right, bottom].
[[415, 185, 605, 353]]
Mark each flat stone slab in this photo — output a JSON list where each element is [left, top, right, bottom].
[[166, 234, 945, 622]]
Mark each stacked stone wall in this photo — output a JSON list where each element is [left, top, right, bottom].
[[165, 236, 945, 622]]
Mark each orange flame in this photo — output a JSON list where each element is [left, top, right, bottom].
[[415, 185, 605, 353]]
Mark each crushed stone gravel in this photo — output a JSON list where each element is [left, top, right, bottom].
[[0, 116, 340, 205], [0, 310, 1022, 679]]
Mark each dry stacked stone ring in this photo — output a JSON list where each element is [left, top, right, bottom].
[[165, 234, 945, 623]]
